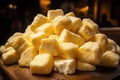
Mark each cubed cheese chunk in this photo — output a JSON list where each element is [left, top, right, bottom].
[[69, 16, 82, 33], [4, 42, 10, 48], [7, 32, 23, 46], [0, 42, 11, 55], [2, 47, 19, 65], [77, 61, 96, 71], [30, 53, 54, 74], [0, 45, 6, 54], [65, 12, 75, 17], [92, 33, 108, 53], [1, 46, 13, 54], [47, 9, 64, 21], [100, 51, 119, 67], [78, 41, 101, 65], [78, 18, 98, 41], [16, 41, 31, 56], [54, 59, 76, 74], [10, 36, 25, 49], [35, 23, 54, 35], [32, 31, 49, 51], [24, 25, 34, 45], [78, 25, 95, 41], [23, 33, 33, 46], [19, 47, 37, 67], [82, 18, 98, 33], [52, 16, 71, 35], [116, 45, 120, 56], [30, 14, 48, 31], [7, 34, 30, 56], [59, 42, 79, 59], [107, 38, 117, 52], [39, 38, 60, 56], [59, 29, 85, 46], [24, 25, 34, 37]]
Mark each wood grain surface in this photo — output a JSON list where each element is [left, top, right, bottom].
[[0, 59, 120, 80]]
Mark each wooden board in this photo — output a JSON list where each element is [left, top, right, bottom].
[[0, 60, 120, 80]]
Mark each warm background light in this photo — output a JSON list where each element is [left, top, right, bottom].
[[39, 0, 51, 14], [8, 4, 17, 9]]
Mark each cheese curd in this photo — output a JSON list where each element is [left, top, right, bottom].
[[0, 9, 120, 75]]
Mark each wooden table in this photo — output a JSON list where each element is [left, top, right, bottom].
[[0, 59, 120, 80]]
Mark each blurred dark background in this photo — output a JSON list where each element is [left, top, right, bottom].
[[0, 0, 120, 45]]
